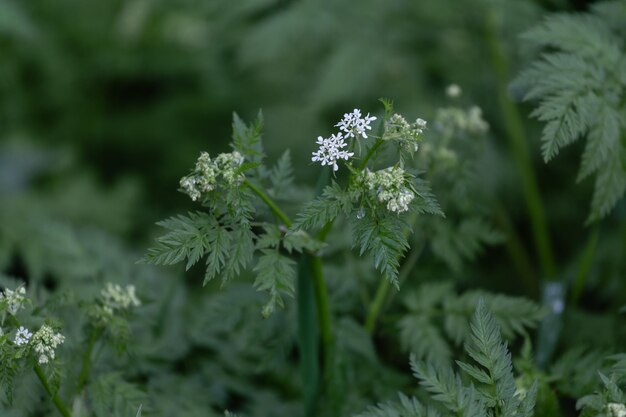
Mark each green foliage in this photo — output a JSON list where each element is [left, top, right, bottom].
[[399, 282, 544, 365], [354, 393, 439, 417], [89, 373, 148, 417], [577, 355, 626, 417], [410, 301, 538, 417], [352, 210, 410, 288], [514, 1, 626, 221]]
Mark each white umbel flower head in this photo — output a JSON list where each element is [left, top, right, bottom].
[[335, 109, 377, 139], [311, 133, 354, 172], [101, 283, 141, 310], [361, 167, 415, 213], [1, 286, 27, 316], [446, 84, 462, 98], [180, 151, 245, 202], [608, 403, 626, 417], [31, 325, 65, 365], [14, 326, 32, 346], [383, 114, 427, 154]]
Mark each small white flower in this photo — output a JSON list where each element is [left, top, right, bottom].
[[31, 325, 65, 365], [335, 109, 377, 139], [14, 326, 32, 346], [311, 133, 354, 172], [446, 84, 462, 98], [360, 167, 415, 213], [1, 285, 27, 316], [180, 151, 245, 202], [101, 283, 142, 310], [608, 403, 626, 417]]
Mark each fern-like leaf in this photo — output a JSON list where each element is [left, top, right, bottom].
[[514, 5, 626, 220], [253, 249, 296, 318]]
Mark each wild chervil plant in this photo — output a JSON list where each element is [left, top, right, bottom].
[[2, 2, 626, 417], [144, 101, 441, 319]]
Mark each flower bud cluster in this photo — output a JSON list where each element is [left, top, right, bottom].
[[608, 403, 626, 417], [435, 106, 489, 136], [312, 109, 377, 172], [382, 114, 427, 153], [0, 286, 27, 316], [180, 151, 245, 201], [101, 283, 141, 311], [31, 324, 65, 364], [361, 167, 415, 213]]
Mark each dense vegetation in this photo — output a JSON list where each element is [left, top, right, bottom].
[[0, 1, 625, 416]]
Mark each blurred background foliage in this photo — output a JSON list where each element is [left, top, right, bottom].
[[1, 0, 625, 416]]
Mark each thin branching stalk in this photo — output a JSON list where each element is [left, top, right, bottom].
[[243, 178, 334, 384], [359, 139, 384, 170], [365, 246, 422, 334], [244, 179, 293, 227], [33, 363, 72, 417], [484, 9, 557, 281], [570, 225, 600, 305], [77, 326, 103, 391]]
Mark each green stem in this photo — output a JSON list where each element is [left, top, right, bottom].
[[494, 204, 539, 298], [77, 326, 103, 391], [485, 10, 557, 280], [359, 139, 384, 170], [570, 225, 600, 305], [311, 256, 333, 373], [245, 177, 334, 382], [34, 363, 72, 417], [244, 179, 292, 227], [365, 246, 422, 334]]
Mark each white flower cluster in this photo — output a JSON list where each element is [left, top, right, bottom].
[[446, 84, 462, 98], [335, 108, 377, 139], [31, 324, 65, 364], [101, 283, 141, 312], [14, 326, 32, 346], [312, 109, 377, 172], [608, 403, 626, 417], [311, 133, 354, 172], [180, 151, 245, 201], [361, 167, 415, 213], [435, 106, 489, 136], [0, 286, 27, 316], [382, 114, 427, 153]]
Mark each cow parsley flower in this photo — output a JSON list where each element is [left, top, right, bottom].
[[446, 84, 462, 98], [383, 114, 428, 153], [311, 133, 354, 172], [361, 167, 415, 213], [14, 326, 32, 346], [435, 106, 488, 136], [180, 151, 245, 201], [31, 325, 65, 365], [608, 403, 626, 417], [1, 286, 27, 316], [101, 283, 141, 311], [335, 109, 377, 139]]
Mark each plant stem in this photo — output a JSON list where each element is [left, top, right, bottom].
[[245, 177, 334, 381], [365, 246, 422, 334], [494, 204, 539, 298], [359, 139, 384, 170], [311, 256, 333, 371], [77, 326, 103, 391], [34, 363, 72, 417], [484, 9, 557, 280], [570, 225, 600, 305], [244, 179, 293, 227]]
